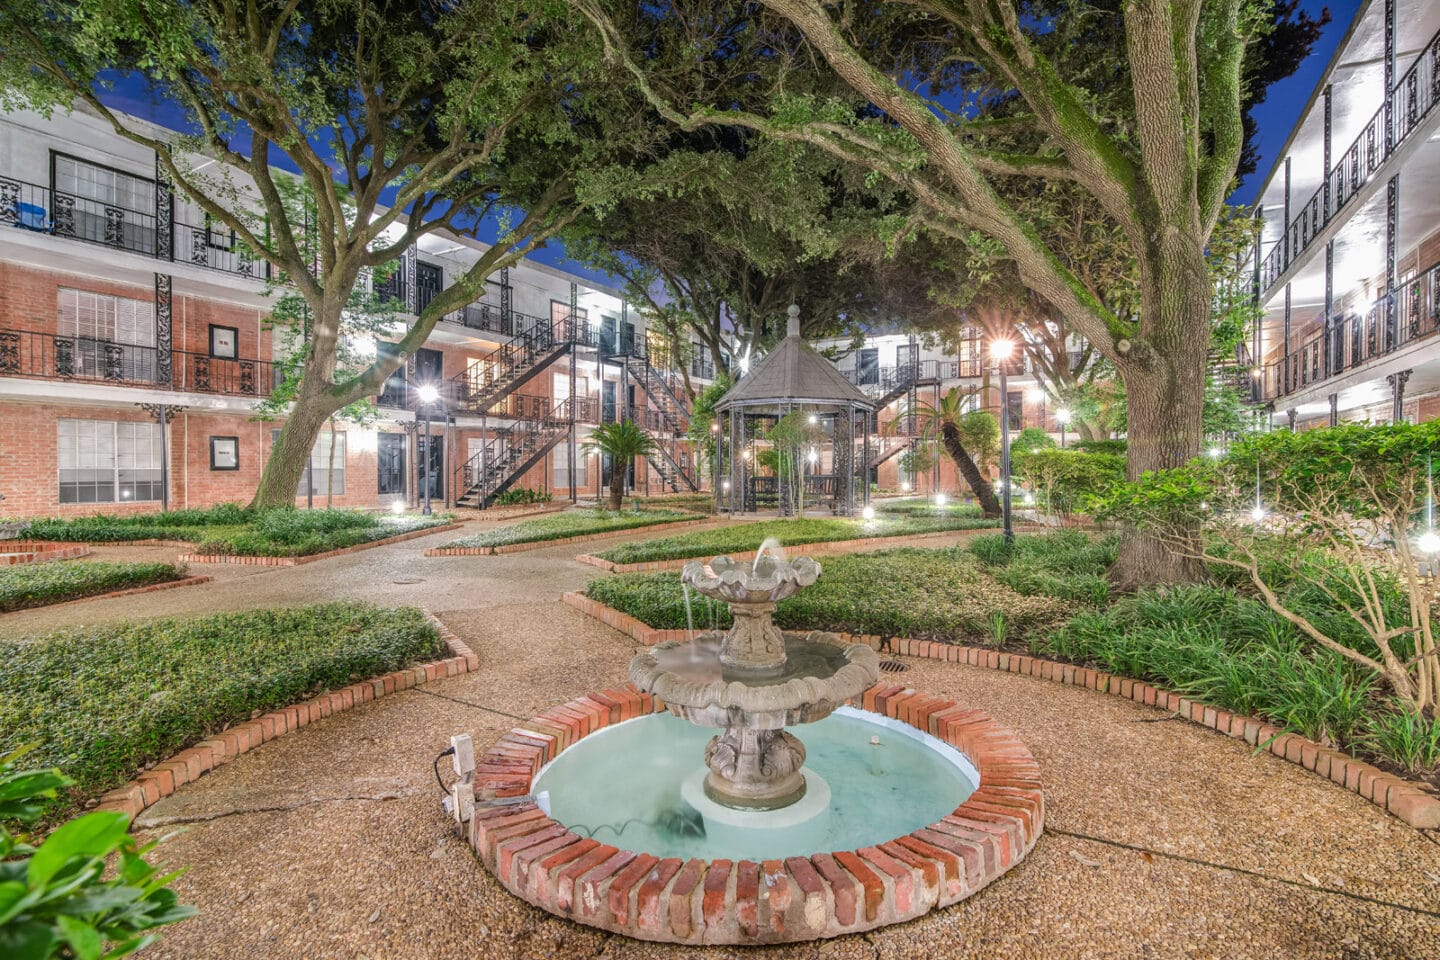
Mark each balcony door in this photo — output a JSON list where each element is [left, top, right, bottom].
[[415, 261, 443, 314], [857, 348, 879, 385], [414, 347, 444, 408]]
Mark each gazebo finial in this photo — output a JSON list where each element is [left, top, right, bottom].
[[786, 303, 800, 338]]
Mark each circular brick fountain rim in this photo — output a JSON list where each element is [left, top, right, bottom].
[[467, 683, 1044, 944]]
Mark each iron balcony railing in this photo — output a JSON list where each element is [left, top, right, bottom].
[[0, 327, 278, 396], [1261, 261, 1440, 400], [0, 176, 270, 282], [1259, 25, 1440, 292], [839, 357, 987, 390]]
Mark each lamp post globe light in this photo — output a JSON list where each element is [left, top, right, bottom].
[[1055, 407, 1071, 448], [417, 383, 441, 516], [989, 338, 1016, 544]]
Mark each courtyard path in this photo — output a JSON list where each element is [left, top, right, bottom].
[[7, 522, 1440, 959]]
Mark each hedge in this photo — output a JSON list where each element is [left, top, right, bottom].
[[0, 561, 186, 612]]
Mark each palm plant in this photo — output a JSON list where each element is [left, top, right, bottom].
[[890, 388, 1002, 517], [583, 420, 658, 511]]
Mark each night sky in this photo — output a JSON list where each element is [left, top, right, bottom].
[[95, 0, 1360, 285]]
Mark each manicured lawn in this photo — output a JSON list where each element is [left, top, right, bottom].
[[0, 560, 187, 612], [875, 497, 984, 518], [438, 509, 699, 549], [584, 547, 1071, 643], [592, 514, 999, 565], [0, 603, 444, 816], [19, 504, 449, 558]]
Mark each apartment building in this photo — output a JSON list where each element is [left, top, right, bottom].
[[0, 102, 706, 519], [1251, 0, 1440, 428]]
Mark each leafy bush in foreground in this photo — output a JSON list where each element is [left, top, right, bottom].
[[586, 547, 1071, 642], [442, 509, 697, 549], [0, 748, 194, 959], [0, 562, 185, 612], [0, 604, 443, 815], [595, 515, 999, 565]]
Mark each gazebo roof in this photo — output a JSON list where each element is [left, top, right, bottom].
[[715, 307, 875, 411]]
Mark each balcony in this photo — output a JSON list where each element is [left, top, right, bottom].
[[0, 327, 278, 397], [1261, 261, 1440, 400], [838, 358, 985, 389], [0, 176, 270, 282], [1258, 25, 1440, 292]]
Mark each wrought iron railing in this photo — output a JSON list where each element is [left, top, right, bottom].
[[456, 397, 574, 505], [1258, 24, 1440, 291], [450, 316, 599, 415], [0, 327, 277, 396], [1261, 261, 1440, 400], [0, 176, 269, 282]]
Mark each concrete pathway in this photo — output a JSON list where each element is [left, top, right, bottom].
[[9, 522, 1440, 959]]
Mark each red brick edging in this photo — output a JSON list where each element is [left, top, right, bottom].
[[424, 517, 712, 557], [573, 524, 1035, 573], [470, 686, 1041, 943], [2, 574, 215, 615], [463, 503, 569, 522], [562, 593, 1440, 830], [0, 540, 93, 565], [92, 610, 478, 821], [178, 522, 463, 566]]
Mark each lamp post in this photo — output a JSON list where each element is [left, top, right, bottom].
[[989, 338, 1015, 544], [1055, 407, 1071, 448], [417, 384, 440, 516]]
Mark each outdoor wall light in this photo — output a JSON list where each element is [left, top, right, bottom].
[[935, 493, 948, 506]]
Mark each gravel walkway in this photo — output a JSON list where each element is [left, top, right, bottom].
[[10, 521, 1440, 958]]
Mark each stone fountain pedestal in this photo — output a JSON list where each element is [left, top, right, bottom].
[[629, 553, 879, 811]]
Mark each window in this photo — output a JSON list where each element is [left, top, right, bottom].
[[210, 436, 239, 470], [377, 433, 406, 495], [58, 419, 163, 504], [1005, 391, 1024, 431], [210, 325, 239, 359], [52, 154, 157, 254], [553, 442, 587, 489], [53, 155, 155, 212], [205, 215, 235, 250], [57, 288, 156, 381]]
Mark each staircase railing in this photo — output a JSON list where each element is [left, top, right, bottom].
[[456, 398, 574, 507], [450, 316, 597, 415]]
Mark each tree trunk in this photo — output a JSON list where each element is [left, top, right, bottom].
[[251, 398, 334, 510], [325, 415, 338, 508], [609, 459, 625, 511], [1108, 247, 1213, 590], [940, 422, 1002, 517]]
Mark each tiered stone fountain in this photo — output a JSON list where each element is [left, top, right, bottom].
[[629, 551, 879, 810]]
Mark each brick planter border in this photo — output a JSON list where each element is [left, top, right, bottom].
[[563, 593, 1440, 830], [0, 541, 93, 565], [573, 524, 1036, 573], [462, 503, 569, 522], [178, 522, 462, 566], [470, 686, 1041, 944], [93, 610, 478, 822], [424, 517, 712, 557]]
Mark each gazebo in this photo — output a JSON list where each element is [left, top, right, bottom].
[[714, 305, 876, 517]]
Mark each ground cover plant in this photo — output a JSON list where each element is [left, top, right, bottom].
[[593, 514, 999, 565], [875, 498, 984, 518], [492, 487, 553, 507], [585, 547, 1071, 643], [0, 748, 194, 958], [972, 532, 1440, 778], [0, 604, 444, 816], [20, 505, 447, 558], [0, 561, 187, 613], [440, 509, 699, 549]]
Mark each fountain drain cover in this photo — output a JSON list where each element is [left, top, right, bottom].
[[879, 659, 909, 673]]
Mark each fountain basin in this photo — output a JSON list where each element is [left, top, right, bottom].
[[467, 685, 1044, 944]]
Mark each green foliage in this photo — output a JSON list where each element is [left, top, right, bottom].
[[585, 548, 1072, 643], [966, 531, 1119, 606], [1011, 427, 1055, 454], [1358, 705, 1440, 774], [21, 507, 445, 558], [685, 375, 733, 472], [876, 498, 983, 518], [1071, 439, 1126, 455], [954, 411, 1000, 472], [441, 510, 696, 549], [1010, 449, 1127, 522], [593, 515, 1001, 565], [895, 445, 934, 478], [0, 749, 195, 960], [0, 605, 443, 818], [0, 562, 185, 613], [492, 487, 553, 507]]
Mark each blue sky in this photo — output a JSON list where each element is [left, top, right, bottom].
[[98, 0, 1355, 286]]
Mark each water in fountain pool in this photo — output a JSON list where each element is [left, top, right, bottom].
[[532, 707, 977, 861]]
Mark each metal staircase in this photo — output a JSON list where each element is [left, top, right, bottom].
[[450, 316, 597, 416], [616, 350, 699, 492], [454, 399, 575, 509]]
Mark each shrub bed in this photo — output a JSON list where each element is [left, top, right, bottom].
[[593, 515, 999, 565], [0, 603, 444, 815], [439, 509, 699, 549], [875, 498, 985, 518], [20, 505, 448, 557], [0, 561, 187, 612], [584, 547, 1071, 643]]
